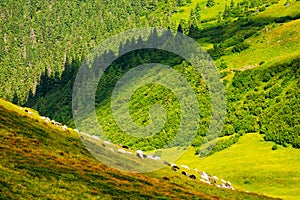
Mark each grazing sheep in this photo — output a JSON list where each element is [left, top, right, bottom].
[[171, 164, 180, 171], [189, 174, 196, 179], [180, 165, 190, 170], [181, 171, 188, 176], [62, 125, 67, 131], [200, 172, 210, 182], [136, 150, 144, 159], [147, 155, 160, 161], [109, 148, 114, 152], [103, 141, 111, 145], [28, 111, 33, 115], [171, 166, 178, 171], [118, 149, 126, 154], [209, 176, 217, 185], [194, 168, 198, 173], [45, 117, 50, 123]]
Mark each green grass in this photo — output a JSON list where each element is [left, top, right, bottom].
[[154, 133, 300, 200], [171, 0, 245, 24], [220, 17, 300, 70], [0, 98, 275, 199]]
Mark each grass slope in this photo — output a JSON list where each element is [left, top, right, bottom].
[[0, 99, 275, 199], [159, 133, 300, 200]]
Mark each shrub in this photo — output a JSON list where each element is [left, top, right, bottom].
[[272, 144, 278, 150], [232, 42, 250, 53]]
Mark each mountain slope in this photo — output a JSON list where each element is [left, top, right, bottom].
[[170, 133, 300, 200], [0, 99, 276, 199]]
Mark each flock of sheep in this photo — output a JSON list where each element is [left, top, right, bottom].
[[21, 107, 234, 191]]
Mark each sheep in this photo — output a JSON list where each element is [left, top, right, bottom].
[[109, 148, 114, 152], [180, 164, 190, 170], [62, 125, 67, 131], [171, 164, 180, 171], [181, 171, 188, 176], [209, 176, 217, 185], [103, 141, 111, 145], [171, 166, 178, 171], [147, 155, 160, 161], [118, 149, 127, 154], [74, 129, 80, 133], [55, 122, 61, 126], [189, 174, 196, 179], [200, 172, 210, 182], [136, 150, 144, 159]]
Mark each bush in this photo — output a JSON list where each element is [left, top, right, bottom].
[[272, 144, 278, 150], [232, 42, 250, 53]]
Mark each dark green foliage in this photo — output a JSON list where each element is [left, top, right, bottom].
[[206, 0, 215, 8], [195, 134, 240, 157], [0, 0, 183, 104], [232, 42, 250, 53], [272, 144, 278, 150], [228, 58, 300, 148]]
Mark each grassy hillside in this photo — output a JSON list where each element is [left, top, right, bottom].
[[0, 99, 276, 199], [154, 133, 300, 200]]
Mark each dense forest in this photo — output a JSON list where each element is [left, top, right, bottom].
[[1, 0, 300, 153], [0, 0, 184, 104]]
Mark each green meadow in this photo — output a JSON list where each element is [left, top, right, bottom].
[[152, 133, 300, 200]]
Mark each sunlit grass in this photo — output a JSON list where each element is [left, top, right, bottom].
[[155, 133, 300, 200]]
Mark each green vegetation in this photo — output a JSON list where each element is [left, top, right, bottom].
[[21, 0, 300, 152], [0, 0, 184, 104], [1, 0, 300, 198], [168, 133, 300, 200], [0, 99, 275, 199]]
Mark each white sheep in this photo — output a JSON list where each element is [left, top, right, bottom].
[[118, 149, 126, 154], [62, 125, 67, 131], [180, 165, 190, 170], [136, 150, 144, 158]]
